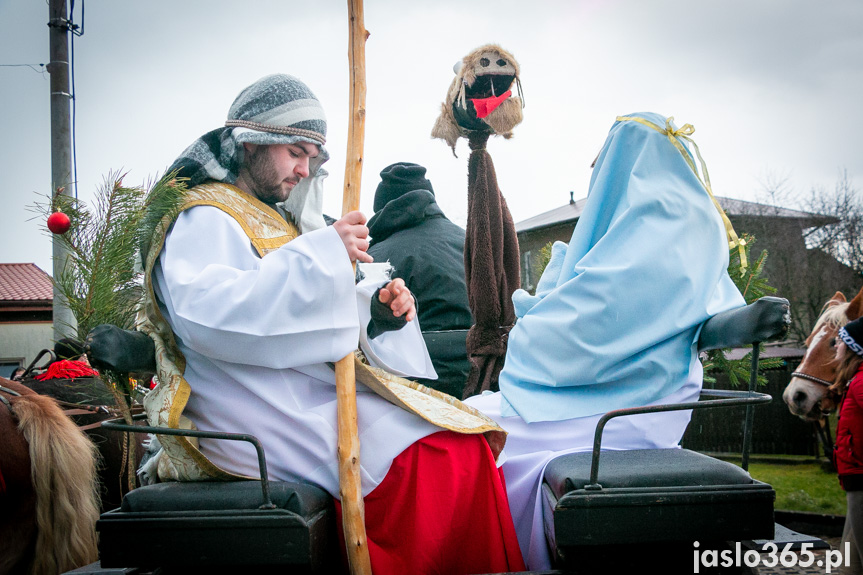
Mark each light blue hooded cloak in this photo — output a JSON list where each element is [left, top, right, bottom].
[[498, 112, 746, 423]]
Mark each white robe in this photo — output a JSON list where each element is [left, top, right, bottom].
[[465, 358, 701, 570], [153, 206, 440, 497]]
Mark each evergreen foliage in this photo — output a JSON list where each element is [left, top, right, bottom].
[[137, 172, 188, 268], [33, 171, 187, 399], [704, 234, 785, 386], [535, 242, 554, 288], [35, 172, 187, 491], [38, 173, 145, 340]]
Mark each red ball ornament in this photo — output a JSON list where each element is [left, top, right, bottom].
[[47, 211, 71, 234]]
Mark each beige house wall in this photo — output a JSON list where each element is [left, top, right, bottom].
[[0, 322, 54, 369]]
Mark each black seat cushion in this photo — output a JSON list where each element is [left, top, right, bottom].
[[120, 480, 331, 518], [545, 449, 775, 551], [99, 480, 337, 570], [544, 448, 754, 498]]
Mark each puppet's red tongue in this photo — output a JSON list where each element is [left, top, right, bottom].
[[471, 90, 512, 119]]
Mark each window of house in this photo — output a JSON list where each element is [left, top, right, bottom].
[[0, 360, 23, 379], [522, 250, 533, 291]]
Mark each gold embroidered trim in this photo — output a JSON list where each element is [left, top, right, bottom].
[[140, 182, 300, 481]]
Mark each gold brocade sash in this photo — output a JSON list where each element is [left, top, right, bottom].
[[615, 115, 748, 275], [138, 182, 506, 483], [139, 182, 300, 481]]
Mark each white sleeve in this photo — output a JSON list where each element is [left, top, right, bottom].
[[355, 273, 437, 380], [153, 206, 359, 369]]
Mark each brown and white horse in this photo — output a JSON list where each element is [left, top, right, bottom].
[[783, 287, 863, 421], [0, 378, 100, 575], [22, 374, 145, 512]]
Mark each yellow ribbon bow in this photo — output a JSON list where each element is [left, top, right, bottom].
[[615, 115, 748, 275]]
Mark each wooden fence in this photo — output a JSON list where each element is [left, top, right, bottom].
[[682, 358, 824, 456]]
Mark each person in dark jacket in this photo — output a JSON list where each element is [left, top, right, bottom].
[[368, 162, 473, 397], [834, 317, 863, 574]]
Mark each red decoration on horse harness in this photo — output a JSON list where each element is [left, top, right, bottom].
[[47, 211, 71, 234], [34, 360, 99, 381]]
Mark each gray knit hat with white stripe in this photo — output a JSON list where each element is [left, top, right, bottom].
[[226, 74, 327, 147], [166, 74, 330, 232]]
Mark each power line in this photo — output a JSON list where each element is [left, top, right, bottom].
[[70, 1, 79, 198], [0, 63, 47, 74], [70, 0, 84, 198]]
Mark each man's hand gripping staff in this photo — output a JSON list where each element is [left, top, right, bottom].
[[334, 210, 372, 263], [335, 210, 417, 322]]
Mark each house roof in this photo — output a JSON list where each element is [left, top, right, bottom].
[[0, 263, 53, 302], [515, 197, 588, 233], [515, 195, 835, 234], [718, 197, 836, 226], [722, 346, 805, 361]]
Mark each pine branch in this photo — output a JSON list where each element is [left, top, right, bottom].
[[138, 171, 188, 266], [28, 171, 187, 417], [32, 174, 151, 395], [705, 233, 782, 387]]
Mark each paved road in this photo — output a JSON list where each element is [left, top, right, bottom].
[[756, 535, 845, 575]]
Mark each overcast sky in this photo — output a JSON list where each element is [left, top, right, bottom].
[[1, 0, 861, 276]]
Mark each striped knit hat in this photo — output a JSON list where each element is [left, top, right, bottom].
[[839, 317, 863, 358], [166, 74, 330, 232], [225, 74, 327, 148]]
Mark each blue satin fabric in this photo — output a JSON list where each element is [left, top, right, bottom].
[[499, 112, 745, 422]]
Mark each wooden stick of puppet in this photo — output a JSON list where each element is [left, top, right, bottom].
[[335, 1, 372, 573]]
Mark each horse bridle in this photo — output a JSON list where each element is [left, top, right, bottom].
[[789, 370, 841, 461], [790, 371, 834, 388], [0, 384, 114, 431], [792, 370, 844, 420], [0, 384, 21, 413]]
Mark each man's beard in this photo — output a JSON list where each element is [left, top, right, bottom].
[[243, 147, 298, 205]]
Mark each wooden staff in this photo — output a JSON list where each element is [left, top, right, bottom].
[[336, 0, 372, 573]]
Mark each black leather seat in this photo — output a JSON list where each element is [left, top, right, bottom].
[[98, 480, 336, 572], [542, 297, 790, 570], [86, 324, 338, 571], [545, 449, 774, 547]]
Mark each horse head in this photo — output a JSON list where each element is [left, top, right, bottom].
[[783, 287, 863, 420]]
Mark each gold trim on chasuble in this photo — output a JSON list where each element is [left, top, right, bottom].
[[139, 182, 298, 481]]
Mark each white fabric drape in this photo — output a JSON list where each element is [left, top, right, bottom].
[[467, 358, 702, 569], [153, 206, 439, 497]]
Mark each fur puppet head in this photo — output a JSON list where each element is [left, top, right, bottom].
[[431, 44, 524, 152]]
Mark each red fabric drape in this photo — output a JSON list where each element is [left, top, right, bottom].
[[335, 430, 525, 575]]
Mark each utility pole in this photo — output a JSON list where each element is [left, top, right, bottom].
[[47, 0, 76, 342]]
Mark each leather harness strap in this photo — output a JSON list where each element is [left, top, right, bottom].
[[0, 385, 22, 396], [0, 385, 22, 413], [0, 385, 116, 431], [790, 371, 834, 388], [55, 400, 123, 431], [791, 371, 845, 417]]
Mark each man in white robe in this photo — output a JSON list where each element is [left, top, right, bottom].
[[139, 74, 525, 574]]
